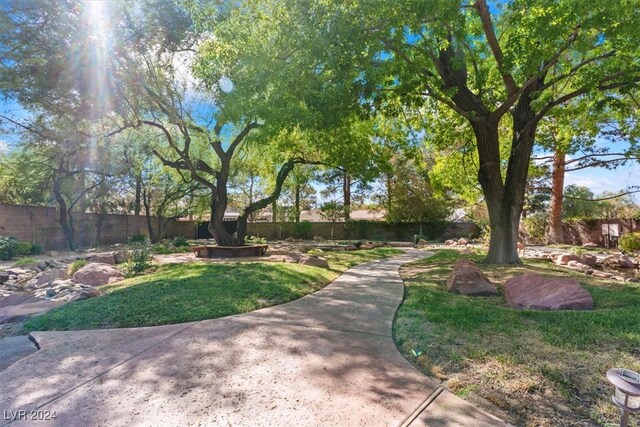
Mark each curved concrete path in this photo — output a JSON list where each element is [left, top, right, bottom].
[[0, 249, 507, 427]]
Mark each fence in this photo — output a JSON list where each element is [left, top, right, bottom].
[[0, 204, 196, 250], [246, 221, 481, 242]]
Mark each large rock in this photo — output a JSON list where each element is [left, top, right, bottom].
[[504, 273, 592, 310], [36, 268, 70, 286], [0, 272, 9, 284], [580, 254, 598, 267], [88, 253, 116, 265], [553, 253, 581, 266], [446, 259, 498, 296], [113, 250, 130, 264], [297, 255, 329, 269], [72, 263, 124, 287], [602, 253, 636, 269], [70, 287, 101, 302]]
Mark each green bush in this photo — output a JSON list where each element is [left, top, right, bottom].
[[127, 234, 149, 244], [122, 242, 152, 277], [152, 244, 173, 254], [14, 241, 33, 256], [0, 236, 16, 261], [68, 259, 88, 275], [522, 213, 548, 245], [13, 257, 38, 267], [30, 243, 43, 255], [293, 221, 313, 239], [620, 232, 640, 253], [171, 236, 189, 247], [245, 235, 266, 245]]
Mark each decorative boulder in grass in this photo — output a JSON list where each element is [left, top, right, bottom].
[[72, 263, 124, 287], [297, 255, 329, 269], [504, 273, 593, 310], [447, 259, 498, 296]]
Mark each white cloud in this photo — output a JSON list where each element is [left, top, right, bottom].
[[0, 140, 9, 153]]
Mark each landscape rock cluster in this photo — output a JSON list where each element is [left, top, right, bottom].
[[548, 251, 639, 282], [444, 238, 470, 247], [0, 250, 130, 303]]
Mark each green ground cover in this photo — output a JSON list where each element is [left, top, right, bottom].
[[394, 249, 640, 427], [25, 247, 402, 331]]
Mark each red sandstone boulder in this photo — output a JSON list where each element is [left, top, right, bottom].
[[504, 273, 592, 310], [88, 253, 116, 265], [444, 240, 456, 246], [447, 259, 498, 296], [298, 255, 329, 268], [72, 263, 124, 287], [553, 253, 581, 266]]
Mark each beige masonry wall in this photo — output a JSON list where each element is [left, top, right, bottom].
[[0, 204, 197, 250]]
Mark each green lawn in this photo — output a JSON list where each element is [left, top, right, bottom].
[[394, 249, 640, 427], [24, 247, 402, 331]]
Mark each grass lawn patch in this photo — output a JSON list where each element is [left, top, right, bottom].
[[25, 247, 402, 332], [394, 249, 640, 427]]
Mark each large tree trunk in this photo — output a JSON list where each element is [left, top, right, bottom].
[[272, 200, 277, 223], [142, 191, 157, 242], [343, 171, 351, 221], [294, 184, 301, 223], [53, 172, 76, 250], [236, 160, 298, 245], [546, 149, 566, 243], [134, 174, 142, 216], [473, 121, 520, 264]]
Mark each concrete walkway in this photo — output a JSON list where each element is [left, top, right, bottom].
[[0, 249, 507, 427]]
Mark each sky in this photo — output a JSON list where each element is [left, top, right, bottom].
[[2, 94, 638, 202]]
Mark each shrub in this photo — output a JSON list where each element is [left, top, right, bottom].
[[171, 236, 189, 247], [127, 234, 149, 244], [13, 257, 38, 267], [152, 244, 172, 254], [522, 213, 548, 245], [245, 235, 266, 245], [14, 241, 33, 256], [620, 232, 640, 253], [68, 259, 88, 276], [30, 243, 43, 255], [122, 242, 152, 277], [293, 221, 313, 239], [0, 236, 16, 261]]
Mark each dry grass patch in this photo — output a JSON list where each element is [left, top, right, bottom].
[[394, 249, 640, 427]]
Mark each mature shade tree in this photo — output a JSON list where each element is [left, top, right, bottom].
[[534, 96, 640, 243], [229, 0, 640, 263]]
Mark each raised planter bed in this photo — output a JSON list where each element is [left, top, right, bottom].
[[192, 245, 268, 258]]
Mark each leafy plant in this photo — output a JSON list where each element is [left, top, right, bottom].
[[122, 242, 152, 278], [245, 235, 266, 245], [522, 213, 548, 245], [171, 236, 189, 247], [68, 259, 88, 276], [30, 243, 43, 255], [152, 244, 173, 255], [0, 236, 17, 261], [620, 232, 640, 253], [293, 221, 313, 239], [13, 257, 38, 267], [127, 234, 149, 244], [14, 241, 33, 256]]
